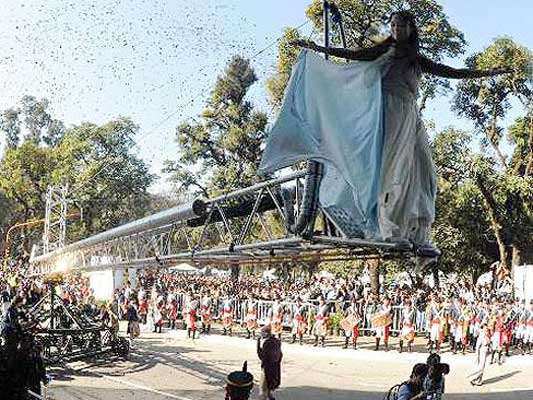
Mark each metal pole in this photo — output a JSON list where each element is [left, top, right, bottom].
[[323, 0, 329, 60], [50, 285, 55, 330]]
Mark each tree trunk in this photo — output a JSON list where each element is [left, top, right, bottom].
[[495, 236, 512, 281], [432, 263, 440, 289], [512, 246, 523, 267], [230, 263, 239, 281], [368, 258, 380, 295], [307, 260, 319, 277], [488, 125, 508, 169], [475, 175, 511, 279], [526, 113, 533, 177]]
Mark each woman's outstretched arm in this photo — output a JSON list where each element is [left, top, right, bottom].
[[419, 55, 512, 79], [290, 40, 388, 61]]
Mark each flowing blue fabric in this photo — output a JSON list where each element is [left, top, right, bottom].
[[259, 50, 388, 238]]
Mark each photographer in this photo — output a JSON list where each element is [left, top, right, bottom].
[[23, 336, 49, 398], [1, 296, 24, 349], [423, 353, 450, 399], [396, 363, 429, 400]]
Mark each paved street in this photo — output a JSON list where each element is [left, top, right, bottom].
[[47, 325, 533, 400]]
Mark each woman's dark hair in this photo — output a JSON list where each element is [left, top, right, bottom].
[[381, 10, 420, 54], [411, 363, 429, 379]]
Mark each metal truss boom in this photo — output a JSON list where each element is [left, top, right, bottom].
[[30, 171, 413, 275]]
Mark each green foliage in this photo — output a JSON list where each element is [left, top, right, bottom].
[[0, 142, 56, 220], [267, 0, 466, 108], [165, 55, 268, 197], [453, 38, 531, 165], [329, 307, 344, 330], [266, 28, 304, 107], [0, 96, 65, 148], [54, 118, 156, 237], [0, 108, 22, 149], [0, 106, 155, 258], [451, 38, 533, 268], [507, 113, 532, 175], [321, 259, 365, 279]]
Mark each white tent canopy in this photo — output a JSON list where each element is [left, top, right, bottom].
[[211, 268, 230, 277], [476, 271, 493, 286], [262, 268, 278, 280], [169, 263, 198, 272]]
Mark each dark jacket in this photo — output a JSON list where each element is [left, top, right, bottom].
[[257, 337, 283, 390]]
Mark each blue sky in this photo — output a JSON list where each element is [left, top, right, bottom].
[[0, 0, 531, 193]]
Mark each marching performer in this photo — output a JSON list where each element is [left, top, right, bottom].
[[399, 300, 415, 353], [222, 294, 234, 336], [516, 300, 528, 354], [200, 291, 213, 334], [342, 298, 362, 350], [428, 297, 443, 353], [525, 301, 533, 354], [452, 299, 468, 355], [312, 297, 329, 347], [503, 303, 515, 357], [152, 299, 164, 334], [270, 298, 285, 340], [374, 296, 392, 351], [290, 298, 307, 345], [489, 309, 504, 364], [187, 293, 199, 339], [245, 296, 259, 339], [468, 303, 482, 351], [448, 298, 459, 349], [181, 291, 192, 331], [167, 298, 178, 330]]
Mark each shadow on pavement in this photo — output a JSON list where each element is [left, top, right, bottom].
[[47, 384, 533, 400], [278, 386, 533, 400], [482, 370, 521, 385]]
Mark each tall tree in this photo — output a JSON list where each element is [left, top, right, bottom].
[[431, 128, 495, 281], [452, 38, 533, 273], [267, 0, 466, 110], [0, 113, 155, 259], [54, 118, 156, 237], [0, 142, 56, 221], [165, 55, 268, 197], [0, 96, 65, 148], [0, 108, 22, 149]]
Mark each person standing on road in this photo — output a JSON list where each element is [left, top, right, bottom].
[[468, 323, 491, 386], [187, 294, 199, 339], [201, 291, 213, 334], [126, 300, 140, 347], [257, 325, 282, 400], [24, 338, 49, 399], [399, 300, 416, 353], [312, 297, 329, 347]]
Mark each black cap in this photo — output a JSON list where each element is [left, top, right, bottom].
[[226, 361, 254, 388]]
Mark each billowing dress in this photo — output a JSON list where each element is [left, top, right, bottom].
[[259, 48, 437, 245], [378, 50, 437, 245]]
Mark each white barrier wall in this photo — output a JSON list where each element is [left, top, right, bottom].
[[514, 264, 533, 303], [85, 268, 137, 301], [86, 270, 114, 301]]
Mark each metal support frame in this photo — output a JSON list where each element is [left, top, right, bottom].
[[42, 185, 68, 254], [25, 284, 129, 364], [29, 172, 413, 275]]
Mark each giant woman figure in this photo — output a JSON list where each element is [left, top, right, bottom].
[[292, 11, 510, 255]]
